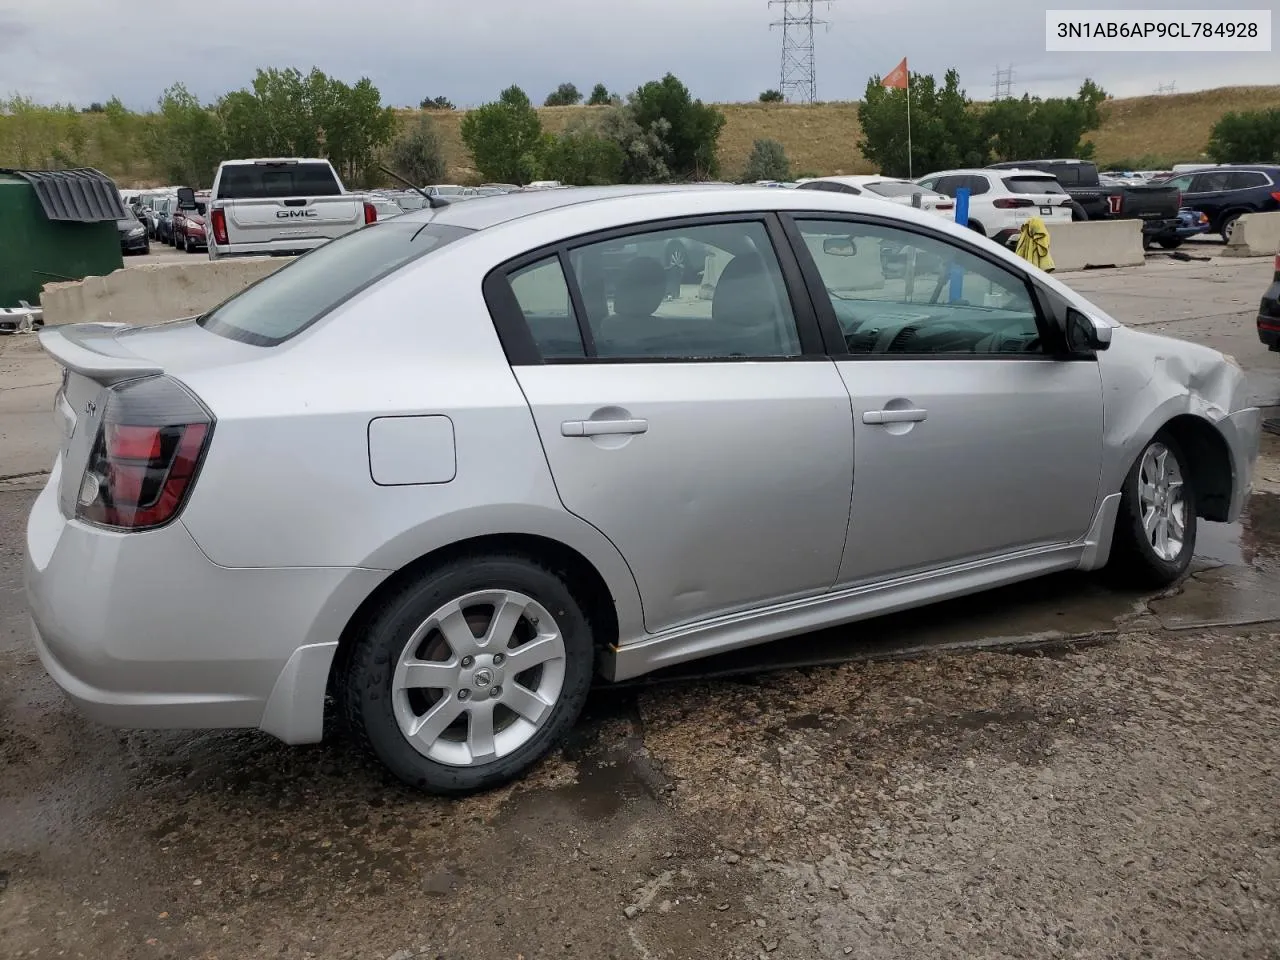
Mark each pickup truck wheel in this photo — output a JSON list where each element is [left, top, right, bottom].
[[1157, 237, 1183, 250], [966, 220, 986, 237], [1069, 201, 1088, 222], [1220, 213, 1240, 243]]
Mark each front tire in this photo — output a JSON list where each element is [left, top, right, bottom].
[[340, 553, 595, 795], [1106, 432, 1197, 588]]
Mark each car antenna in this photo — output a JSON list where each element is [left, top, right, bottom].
[[378, 165, 449, 209]]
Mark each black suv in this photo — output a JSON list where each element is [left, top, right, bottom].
[[1157, 166, 1280, 242]]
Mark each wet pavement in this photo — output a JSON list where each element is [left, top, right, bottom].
[[3, 438, 1280, 957]]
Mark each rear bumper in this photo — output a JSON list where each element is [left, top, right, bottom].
[[1260, 287, 1280, 351], [24, 467, 385, 743], [1140, 218, 1182, 237], [209, 237, 334, 260]]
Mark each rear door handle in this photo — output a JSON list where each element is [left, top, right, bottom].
[[561, 418, 649, 437], [862, 408, 927, 425]]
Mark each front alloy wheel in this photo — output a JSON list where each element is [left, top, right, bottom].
[[1106, 432, 1197, 587]]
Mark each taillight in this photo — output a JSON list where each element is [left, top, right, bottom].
[[935, 202, 954, 210], [1107, 195, 1123, 215], [992, 197, 1035, 209], [76, 377, 214, 532], [363, 201, 377, 225], [1274, 253, 1280, 276], [210, 208, 228, 245], [1059, 199, 1073, 206], [1271, 192, 1280, 203]]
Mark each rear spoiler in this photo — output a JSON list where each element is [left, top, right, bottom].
[[37, 322, 163, 386]]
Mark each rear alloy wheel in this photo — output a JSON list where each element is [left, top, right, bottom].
[[1106, 432, 1197, 588], [1221, 213, 1240, 244], [341, 555, 594, 794]]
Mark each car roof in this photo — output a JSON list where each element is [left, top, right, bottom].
[[809, 175, 905, 185], [396, 184, 747, 230]]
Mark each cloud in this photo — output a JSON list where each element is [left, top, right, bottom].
[[0, 0, 1275, 108]]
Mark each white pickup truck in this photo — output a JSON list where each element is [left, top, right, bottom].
[[199, 158, 377, 260]]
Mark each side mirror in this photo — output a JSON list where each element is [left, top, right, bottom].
[[823, 236, 858, 257], [1066, 308, 1112, 351], [176, 186, 197, 209]]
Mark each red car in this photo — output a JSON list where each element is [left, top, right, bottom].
[[171, 190, 211, 253]]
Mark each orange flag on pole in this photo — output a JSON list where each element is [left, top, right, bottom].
[[882, 58, 909, 90]]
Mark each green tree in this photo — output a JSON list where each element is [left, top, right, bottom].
[[759, 89, 784, 103], [596, 105, 671, 182], [628, 73, 725, 179], [981, 80, 1110, 162], [386, 114, 447, 185], [1207, 108, 1280, 163], [420, 95, 455, 110], [544, 83, 583, 107], [741, 138, 790, 181], [587, 83, 613, 106], [146, 83, 225, 187], [217, 67, 395, 185], [858, 68, 985, 177], [543, 116, 625, 184], [460, 85, 545, 184]]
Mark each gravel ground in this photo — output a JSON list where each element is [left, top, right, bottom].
[[2, 486, 1279, 958]]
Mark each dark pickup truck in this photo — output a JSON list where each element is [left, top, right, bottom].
[[987, 159, 1181, 243]]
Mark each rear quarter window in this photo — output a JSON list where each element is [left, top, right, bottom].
[[216, 162, 344, 200], [196, 221, 473, 346]]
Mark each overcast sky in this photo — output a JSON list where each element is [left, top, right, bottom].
[[1, 0, 1275, 110]]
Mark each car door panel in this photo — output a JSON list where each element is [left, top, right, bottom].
[[782, 214, 1106, 587], [494, 218, 855, 636], [833, 359, 1104, 585], [515, 362, 854, 632]]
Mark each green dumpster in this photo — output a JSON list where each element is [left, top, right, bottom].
[[0, 167, 126, 306]]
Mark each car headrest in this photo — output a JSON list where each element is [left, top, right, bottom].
[[613, 257, 666, 318]]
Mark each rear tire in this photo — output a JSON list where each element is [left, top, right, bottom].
[[1157, 237, 1183, 250], [1220, 213, 1241, 244], [1105, 431, 1197, 588], [340, 553, 595, 795]]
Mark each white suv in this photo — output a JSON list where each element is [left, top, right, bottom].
[[914, 168, 1073, 246], [796, 175, 955, 218]]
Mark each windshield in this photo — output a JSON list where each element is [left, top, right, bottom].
[[864, 181, 937, 198], [216, 162, 342, 200], [197, 221, 472, 346]]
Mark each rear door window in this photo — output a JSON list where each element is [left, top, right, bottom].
[[197, 221, 472, 346], [216, 162, 344, 200]]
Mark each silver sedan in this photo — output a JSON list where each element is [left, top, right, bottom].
[[26, 185, 1261, 794]]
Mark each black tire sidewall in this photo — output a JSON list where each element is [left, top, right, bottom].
[[1116, 432, 1197, 582], [344, 555, 595, 794]]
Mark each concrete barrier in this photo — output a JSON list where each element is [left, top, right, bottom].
[[1221, 210, 1280, 258], [1044, 219, 1144, 272], [40, 257, 295, 327]]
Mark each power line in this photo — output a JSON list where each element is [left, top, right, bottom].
[[993, 65, 1015, 100], [768, 1, 835, 104]]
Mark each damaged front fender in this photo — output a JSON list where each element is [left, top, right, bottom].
[[1098, 327, 1260, 522]]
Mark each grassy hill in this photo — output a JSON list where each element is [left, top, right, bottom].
[[422, 85, 1280, 182], [5, 85, 1277, 187]]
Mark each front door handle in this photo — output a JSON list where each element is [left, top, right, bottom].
[[561, 418, 649, 437], [862, 408, 927, 425]]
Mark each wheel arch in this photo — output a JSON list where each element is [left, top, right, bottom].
[[327, 531, 628, 705], [1157, 413, 1235, 522]]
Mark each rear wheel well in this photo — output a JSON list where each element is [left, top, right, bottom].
[[1158, 414, 1234, 521], [328, 534, 620, 700]]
